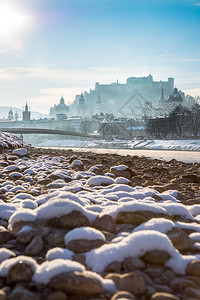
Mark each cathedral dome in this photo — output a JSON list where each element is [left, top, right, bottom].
[[168, 88, 182, 102], [55, 96, 69, 114]]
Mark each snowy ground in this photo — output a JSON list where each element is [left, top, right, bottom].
[[37, 138, 200, 151], [0, 133, 200, 299]]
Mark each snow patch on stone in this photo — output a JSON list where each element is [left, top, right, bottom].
[[64, 227, 106, 244], [33, 259, 85, 284], [0, 248, 16, 263], [0, 256, 37, 277], [87, 176, 115, 186], [133, 218, 174, 233], [46, 247, 74, 261]]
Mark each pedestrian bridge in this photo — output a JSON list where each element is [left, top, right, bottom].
[[0, 128, 99, 139]]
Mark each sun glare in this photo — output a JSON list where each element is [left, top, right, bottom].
[[0, 3, 27, 39]]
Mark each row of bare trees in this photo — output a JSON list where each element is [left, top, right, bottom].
[[147, 104, 200, 139]]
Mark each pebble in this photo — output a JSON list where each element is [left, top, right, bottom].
[[186, 260, 200, 276], [49, 271, 103, 296], [47, 291, 67, 300], [12, 148, 28, 157], [66, 238, 105, 253], [118, 272, 146, 295], [7, 262, 34, 284], [25, 235, 44, 256], [142, 250, 171, 265]]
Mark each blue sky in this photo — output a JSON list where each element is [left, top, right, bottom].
[[0, 0, 200, 113]]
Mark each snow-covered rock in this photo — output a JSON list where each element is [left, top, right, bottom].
[[87, 175, 115, 186], [12, 148, 28, 157]]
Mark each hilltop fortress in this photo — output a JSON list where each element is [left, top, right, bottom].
[[69, 74, 175, 118]]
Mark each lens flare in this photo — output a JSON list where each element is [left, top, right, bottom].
[[0, 3, 27, 39]]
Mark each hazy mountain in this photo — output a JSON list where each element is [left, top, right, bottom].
[[0, 106, 47, 120]]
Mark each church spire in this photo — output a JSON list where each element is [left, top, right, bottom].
[[25, 102, 28, 112]]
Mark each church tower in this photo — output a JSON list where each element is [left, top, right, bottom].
[[23, 102, 31, 121], [77, 93, 86, 117], [8, 109, 14, 121], [158, 84, 165, 109], [94, 95, 102, 114]]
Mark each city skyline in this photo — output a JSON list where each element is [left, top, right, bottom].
[[0, 0, 200, 113]]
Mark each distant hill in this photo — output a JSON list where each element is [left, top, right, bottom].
[[0, 106, 47, 120]]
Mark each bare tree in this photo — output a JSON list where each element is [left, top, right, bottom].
[[188, 104, 200, 137], [80, 120, 92, 134], [169, 105, 191, 139]]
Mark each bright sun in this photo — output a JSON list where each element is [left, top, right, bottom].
[[0, 3, 27, 39]]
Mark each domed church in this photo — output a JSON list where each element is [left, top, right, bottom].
[[168, 88, 183, 103], [55, 96, 69, 115]]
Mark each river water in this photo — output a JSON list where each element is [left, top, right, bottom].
[[50, 147, 200, 163]]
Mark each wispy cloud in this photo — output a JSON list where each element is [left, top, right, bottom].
[[90, 66, 122, 72], [29, 87, 88, 108], [0, 69, 15, 80], [178, 58, 200, 63], [4, 66, 131, 85], [184, 87, 200, 96]]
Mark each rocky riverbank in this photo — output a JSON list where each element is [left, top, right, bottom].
[[0, 142, 200, 300]]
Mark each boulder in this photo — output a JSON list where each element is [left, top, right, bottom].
[[25, 235, 44, 256], [170, 277, 196, 292], [93, 214, 116, 233], [110, 165, 135, 179], [66, 239, 105, 253], [7, 262, 34, 284], [118, 272, 145, 295], [9, 172, 23, 180], [116, 211, 163, 225], [12, 148, 28, 157], [142, 250, 170, 265], [47, 291, 67, 300], [104, 261, 121, 273], [167, 228, 194, 253], [49, 271, 103, 296], [48, 210, 90, 229], [16, 230, 35, 244], [122, 257, 145, 272], [9, 285, 40, 300], [182, 174, 200, 183], [145, 266, 165, 278], [45, 231, 65, 247], [186, 260, 200, 276], [0, 230, 14, 244]]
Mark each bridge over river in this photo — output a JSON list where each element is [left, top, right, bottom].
[[0, 128, 100, 139]]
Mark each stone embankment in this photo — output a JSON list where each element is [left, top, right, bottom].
[[0, 142, 200, 299]]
